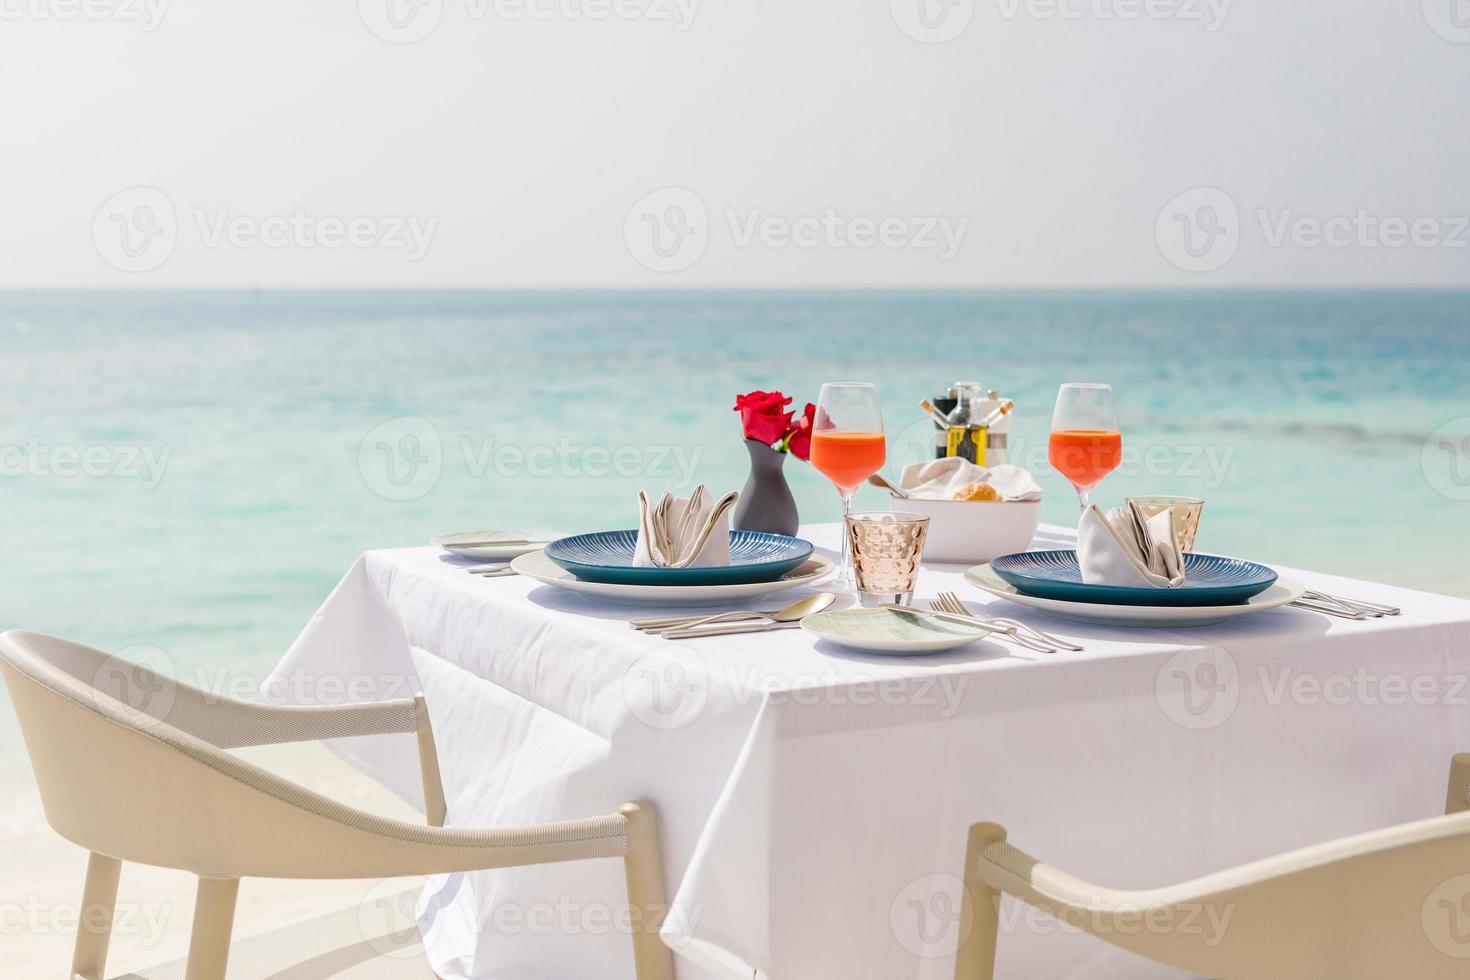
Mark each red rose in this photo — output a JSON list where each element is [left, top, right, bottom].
[[785, 402, 816, 460], [734, 390, 794, 446]]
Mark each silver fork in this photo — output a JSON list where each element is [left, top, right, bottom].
[[1303, 590, 1400, 617], [927, 596, 1057, 654], [932, 593, 1070, 653], [937, 592, 1085, 652]]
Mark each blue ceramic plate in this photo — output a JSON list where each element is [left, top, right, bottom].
[[543, 530, 815, 586], [989, 550, 1278, 607]]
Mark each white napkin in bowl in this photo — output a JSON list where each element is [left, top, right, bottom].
[[633, 485, 739, 568], [1077, 501, 1185, 588], [898, 458, 1043, 501]]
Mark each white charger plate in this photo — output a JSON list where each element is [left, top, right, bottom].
[[801, 606, 996, 654], [433, 530, 562, 561], [510, 550, 837, 606], [964, 563, 1307, 628]]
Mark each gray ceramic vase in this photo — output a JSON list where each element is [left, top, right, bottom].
[[732, 438, 800, 536]]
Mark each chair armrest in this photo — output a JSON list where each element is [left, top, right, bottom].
[[169, 696, 421, 749], [343, 808, 634, 877], [163, 689, 447, 827], [210, 775, 634, 880], [977, 840, 1117, 912]]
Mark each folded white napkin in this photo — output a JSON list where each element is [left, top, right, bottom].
[[897, 458, 1043, 501], [633, 485, 739, 568], [1077, 501, 1186, 588]]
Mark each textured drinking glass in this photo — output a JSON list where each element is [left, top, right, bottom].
[[1049, 382, 1121, 511], [1128, 496, 1205, 552], [846, 511, 929, 607], [810, 382, 886, 591]]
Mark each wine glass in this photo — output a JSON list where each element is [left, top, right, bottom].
[[1048, 383, 1121, 511], [809, 382, 886, 590]]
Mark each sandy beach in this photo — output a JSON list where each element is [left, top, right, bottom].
[[1, 743, 422, 977]]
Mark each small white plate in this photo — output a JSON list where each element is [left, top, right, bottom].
[[433, 530, 562, 561], [510, 550, 837, 606], [964, 563, 1307, 628], [801, 606, 995, 654]]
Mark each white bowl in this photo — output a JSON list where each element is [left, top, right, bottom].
[[891, 493, 1042, 564]]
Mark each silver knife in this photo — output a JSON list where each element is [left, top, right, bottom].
[[1290, 599, 1370, 620], [878, 604, 1008, 635], [659, 621, 805, 640], [630, 609, 784, 630]]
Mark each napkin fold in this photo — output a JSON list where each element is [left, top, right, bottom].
[[1077, 500, 1186, 588], [898, 458, 1043, 501], [633, 485, 739, 568]]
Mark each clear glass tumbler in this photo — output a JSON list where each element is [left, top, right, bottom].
[[846, 511, 930, 607], [1127, 495, 1205, 552]]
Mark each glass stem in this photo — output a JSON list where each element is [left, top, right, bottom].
[[839, 489, 855, 587], [1077, 486, 1092, 512]]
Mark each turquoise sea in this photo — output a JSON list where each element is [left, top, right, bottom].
[[2, 289, 1469, 765]]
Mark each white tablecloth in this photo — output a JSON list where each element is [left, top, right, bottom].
[[268, 524, 1470, 980]]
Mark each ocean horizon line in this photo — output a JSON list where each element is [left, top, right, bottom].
[[5, 285, 1470, 297]]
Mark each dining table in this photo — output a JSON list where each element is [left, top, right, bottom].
[[266, 522, 1470, 980]]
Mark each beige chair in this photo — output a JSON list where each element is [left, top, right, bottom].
[[954, 754, 1470, 980], [0, 629, 676, 980]]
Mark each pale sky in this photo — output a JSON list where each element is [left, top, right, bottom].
[[2, 0, 1468, 287]]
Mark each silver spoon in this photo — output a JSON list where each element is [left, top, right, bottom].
[[867, 473, 911, 498], [660, 592, 836, 636]]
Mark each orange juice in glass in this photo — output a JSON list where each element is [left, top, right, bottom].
[[810, 431, 887, 493], [1049, 384, 1121, 510], [812, 383, 885, 590], [1048, 430, 1123, 493]]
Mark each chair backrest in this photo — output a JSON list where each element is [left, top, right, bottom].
[[0, 629, 620, 879], [0, 630, 377, 874], [977, 807, 1470, 979]]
